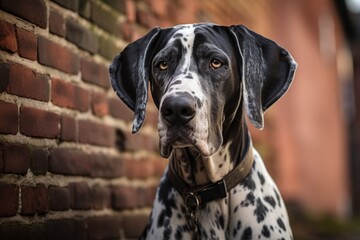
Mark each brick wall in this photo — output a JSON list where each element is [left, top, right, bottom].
[[0, 0, 166, 239]]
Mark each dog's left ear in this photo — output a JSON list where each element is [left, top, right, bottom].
[[109, 27, 161, 133], [230, 25, 297, 129]]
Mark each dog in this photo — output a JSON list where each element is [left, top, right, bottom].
[[110, 23, 297, 240]]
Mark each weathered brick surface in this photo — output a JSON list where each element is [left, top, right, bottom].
[[90, 154, 123, 178], [48, 186, 71, 211], [16, 27, 37, 60], [20, 106, 60, 138], [20, 185, 37, 215], [0, 0, 47, 28], [7, 63, 50, 102], [0, 20, 17, 53], [112, 185, 138, 210], [91, 91, 108, 117], [38, 36, 79, 74], [70, 182, 92, 210], [44, 218, 87, 240], [91, 184, 111, 209], [87, 216, 122, 240], [60, 115, 77, 142], [49, 8, 66, 37], [81, 58, 110, 88], [78, 120, 115, 147], [0, 184, 19, 217], [52, 0, 79, 11], [36, 183, 49, 214], [0, 62, 10, 92], [0, 223, 28, 240], [122, 214, 149, 239], [0, 100, 18, 134], [108, 97, 133, 121], [49, 148, 90, 176], [98, 34, 120, 60], [66, 17, 98, 54], [30, 147, 48, 175], [51, 78, 89, 112], [3, 143, 30, 174], [91, 1, 120, 35]]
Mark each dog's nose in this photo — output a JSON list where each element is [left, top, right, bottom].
[[161, 96, 196, 125]]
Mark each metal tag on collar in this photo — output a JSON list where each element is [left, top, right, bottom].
[[185, 192, 200, 214]]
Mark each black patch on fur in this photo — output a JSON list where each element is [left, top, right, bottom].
[[241, 174, 256, 191], [242, 227, 252, 240], [232, 220, 241, 237], [257, 171, 265, 185], [254, 198, 269, 223], [215, 212, 225, 230], [262, 225, 271, 238], [264, 195, 276, 209], [273, 188, 282, 207], [241, 192, 255, 207], [277, 218, 287, 232]]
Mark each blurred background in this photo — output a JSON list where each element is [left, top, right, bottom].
[[0, 0, 360, 239]]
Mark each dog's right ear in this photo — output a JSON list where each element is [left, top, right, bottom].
[[109, 27, 161, 133]]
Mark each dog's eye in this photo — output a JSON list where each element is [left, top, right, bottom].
[[158, 61, 168, 71], [210, 59, 222, 69]]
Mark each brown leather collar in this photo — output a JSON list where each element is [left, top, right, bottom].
[[167, 143, 254, 212]]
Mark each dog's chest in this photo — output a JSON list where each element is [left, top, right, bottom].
[[143, 150, 292, 240]]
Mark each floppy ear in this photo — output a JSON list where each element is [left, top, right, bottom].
[[230, 25, 297, 129], [109, 27, 161, 133]]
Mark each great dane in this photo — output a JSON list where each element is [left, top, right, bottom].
[[110, 23, 297, 240]]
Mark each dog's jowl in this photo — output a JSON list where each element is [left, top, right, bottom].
[[110, 23, 297, 240]]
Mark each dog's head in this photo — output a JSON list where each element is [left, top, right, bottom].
[[110, 23, 297, 158]]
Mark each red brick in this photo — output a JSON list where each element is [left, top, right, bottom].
[[0, 184, 19, 217], [103, 0, 126, 13], [52, 0, 78, 11], [124, 157, 155, 179], [136, 8, 157, 28], [122, 214, 149, 239], [0, 62, 10, 92], [38, 36, 79, 74], [125, 0, 137, 23], [0, 0, 47, 28], [91, 185, 111, 209], [8, 63, 50, 102], [81, 58, 110, 88], [51, 78, 89, 112], [49, 8, 66, 37], [3, 143, 30, 174], [20, 185, 36, 215], [30, 147, 48, 175], [70, 182, 91, 210], [141, 185, 157, 207], [91, 1, 120, 35], [60, 115, 77, 141], [36, 183, 49, 214], [91, 91, 108, 117], [108, 97, 133, 121], [0, 223, 29, 240], [78, 120, 115, 147], [87, 216, 122, 240], [48, 186, 71, 211], [49, 148, 91, 176], [44, 219, 86, 240], [0, 100, 18, 134], [125, 131, 158, 152], [20, 106, 60, 139], [148, 0, 168, 17], [0, 20, 17, 53], [16, 27, 37, 60], [112, 185, 138, 210], [66, 17, 98, 54], [90, 154, 124, 178]]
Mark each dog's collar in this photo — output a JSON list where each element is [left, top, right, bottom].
[[167, 143, 254, 212]]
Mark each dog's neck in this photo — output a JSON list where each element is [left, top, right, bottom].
[[169, 109, 251, 186]]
